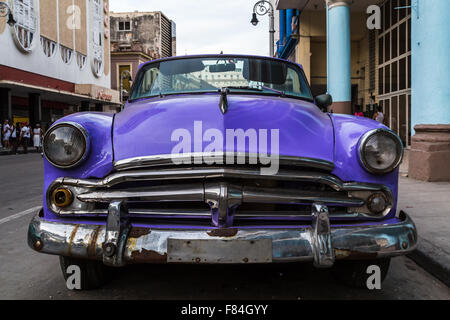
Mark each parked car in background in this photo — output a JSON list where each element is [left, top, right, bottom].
[[28, 55, 417, 289]]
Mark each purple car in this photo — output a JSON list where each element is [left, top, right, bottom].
[[28, 55, 417, 290]]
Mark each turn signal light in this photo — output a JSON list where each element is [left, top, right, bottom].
[[52, 188, 73, 208], [367, 193, 388, 215]]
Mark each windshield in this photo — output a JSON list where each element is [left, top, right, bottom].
[[129, 56, 313, 101]]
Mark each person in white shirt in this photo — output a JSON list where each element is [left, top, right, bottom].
[[33, 124, 43, 152], [11, 123, 20, 154], [20, 123, 31, 154], [3, 120, 11, 149], [373, 106, 385, 124]]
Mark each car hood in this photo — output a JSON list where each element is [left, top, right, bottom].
[[113, 94, 335, 165]]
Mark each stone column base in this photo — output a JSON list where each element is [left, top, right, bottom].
[[409, 124, 450, 182]]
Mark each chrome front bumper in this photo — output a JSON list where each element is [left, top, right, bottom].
[[28, 202, 418, 268]]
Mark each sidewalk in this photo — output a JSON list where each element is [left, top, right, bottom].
[[398, 150, 450, 286]]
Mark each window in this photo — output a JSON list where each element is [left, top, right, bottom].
[[40, 37, 57, 58], [119, 65, 132, 101], [130, 56, 313, 102], [91, 0, 104, 77], [12, 0, 37, 52], [60, 46, 73, 64], [118, 21, 131, 31], [77, 52, 87, 69], [377, 1, 412, 145], [93, 58, 103, 76]]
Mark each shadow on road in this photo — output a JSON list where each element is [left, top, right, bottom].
[[61, 257, 449, 300]]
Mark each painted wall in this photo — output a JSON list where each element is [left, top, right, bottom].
[[0, 0, 111, 89], [411, 0, 450, 131]]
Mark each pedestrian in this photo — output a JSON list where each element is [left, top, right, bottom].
[[354, 105, 364, 117], [11, 122, 20, 154], [33, 124, 43, 152], [3, 119, 11, 150], [20, 122, 31, 154], [373, 106, 385, 124]]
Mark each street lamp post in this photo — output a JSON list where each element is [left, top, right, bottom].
[[0, 2, 17, 26], [251, 0, 275, 57]]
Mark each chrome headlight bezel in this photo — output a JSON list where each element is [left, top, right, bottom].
[[358, 128, 404, 175], [43, 122, 90, 169]]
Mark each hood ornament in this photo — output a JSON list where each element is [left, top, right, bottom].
[[219, 88, 230, 115]]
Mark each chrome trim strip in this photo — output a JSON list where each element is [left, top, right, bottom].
[[47, 209, 212, 217], [60, 168, 349, 190], [77, 183, 205, 203], [358, 128, 404, 175], [241, 186, 364, 207], [234, 211, 386, 220], [28, 211, 418, 265], [114, 153, 335, 172]]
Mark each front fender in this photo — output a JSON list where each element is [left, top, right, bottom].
[[43, 112, 115, 220], [330, 114, 399, 219]]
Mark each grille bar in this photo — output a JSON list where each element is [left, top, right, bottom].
[[62, 167, 349, 191], [77, 183, 364, 207]]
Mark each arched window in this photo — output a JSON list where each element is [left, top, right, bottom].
[[77, 52, 87, 70], [91, 0, 104, 77], [40, 37, 57, 58], [60, 45, 73, 64], [12, 0, 37, 52]]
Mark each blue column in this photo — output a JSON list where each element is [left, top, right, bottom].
[[279, 10, 286, 44], [411, 0, 450, 133], [327, 1, 351, 113], [286, 9, 295, 38]]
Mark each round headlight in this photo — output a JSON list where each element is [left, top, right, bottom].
[[43, 122, 89, 168], [359, 129, 404, 174]]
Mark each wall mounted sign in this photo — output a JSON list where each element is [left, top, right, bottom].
[[11, 0, 38, 53]]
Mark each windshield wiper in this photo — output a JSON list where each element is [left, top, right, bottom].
[[223, 86, 286, 97]]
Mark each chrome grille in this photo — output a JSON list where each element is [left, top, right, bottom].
[[47, 160, 394, 227]]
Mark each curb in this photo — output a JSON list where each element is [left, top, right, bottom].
[[0, 150, 40, 156], [407, 238, 450, 287]]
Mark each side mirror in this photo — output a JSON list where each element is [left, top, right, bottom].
[[315, 94, 333, 111]]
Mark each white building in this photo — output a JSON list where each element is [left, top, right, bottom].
[[0, 0, 120, 130]]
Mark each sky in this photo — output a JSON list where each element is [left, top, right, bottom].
[[109, 0, 272, 57]]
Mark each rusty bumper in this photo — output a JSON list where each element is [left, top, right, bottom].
[[28, 208, 418, 268]]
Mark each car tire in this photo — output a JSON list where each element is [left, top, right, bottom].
[[330, 258, 391, 289], [59, 256, 111, 290]]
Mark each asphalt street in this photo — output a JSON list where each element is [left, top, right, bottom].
[[0, 154, 449, 300]]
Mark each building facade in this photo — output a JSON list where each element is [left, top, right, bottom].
[[274, 0, 450, 181], [109, 11, 176, 101], [0, 0, 120, 129], [275, 0, 411, 143]]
